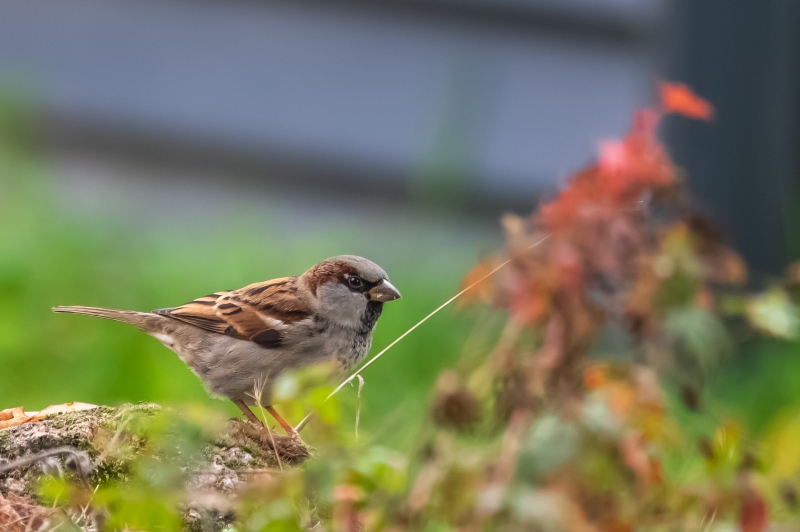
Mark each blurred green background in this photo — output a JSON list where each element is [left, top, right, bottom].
[[0, 0, 799, 453], [0, 101, 504, 448], [1, 99, 799, 453]]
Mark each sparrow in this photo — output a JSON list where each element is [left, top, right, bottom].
[[53, 255, 401, 436]]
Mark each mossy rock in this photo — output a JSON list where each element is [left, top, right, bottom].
[[0, 402, 308, 531]]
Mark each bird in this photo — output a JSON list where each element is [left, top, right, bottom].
[[53, 255, 401, 437]]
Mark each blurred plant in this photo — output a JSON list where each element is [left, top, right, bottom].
[[35, 406, 226, 531], [5, 82, 800, 531], [404, 81, 799, 531], [0, 90, 481, 434]]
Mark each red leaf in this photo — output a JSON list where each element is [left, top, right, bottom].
[[458, 258, 500, 307], [541, 108, 674, 231], [741, 486, 768, 532], [659, 81, 714, 121]]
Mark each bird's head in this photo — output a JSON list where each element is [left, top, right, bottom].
[[301, 255, 400, 328]]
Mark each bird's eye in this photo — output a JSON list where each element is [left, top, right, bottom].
[[348, 276, 363, 288]]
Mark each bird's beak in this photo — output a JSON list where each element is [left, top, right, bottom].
[[369, 279, 401, 302]]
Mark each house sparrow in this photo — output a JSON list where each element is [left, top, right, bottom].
[[53, 255, 400, 436]]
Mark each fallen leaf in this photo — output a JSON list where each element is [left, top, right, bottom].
[[0, 407, 32, 430], [30, 401, 99, 421], [0, 402, 99, 430]]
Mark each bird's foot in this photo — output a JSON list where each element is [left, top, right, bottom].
[[284, 426, 307, 447], [265, 407, 307, 446]]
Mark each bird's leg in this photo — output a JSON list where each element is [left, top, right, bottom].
[[266, 406, 300, 438], [234, 400, 305, 445], [233, 399, 263, 425]]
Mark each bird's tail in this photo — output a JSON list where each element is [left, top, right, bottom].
[[52, 306, 157, 331]]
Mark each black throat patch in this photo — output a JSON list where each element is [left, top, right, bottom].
[[359, 301, 383, 334]]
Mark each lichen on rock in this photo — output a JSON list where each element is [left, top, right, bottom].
[[0, 404, 158, 498], [0, 402, 308, 531]]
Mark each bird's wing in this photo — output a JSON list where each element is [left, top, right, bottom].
[[154, 291, 233, 334], [155, 277, 313, 348]]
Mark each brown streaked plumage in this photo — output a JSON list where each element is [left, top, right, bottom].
[[53, 255, 401, 438], [159, 277, 312, 341]]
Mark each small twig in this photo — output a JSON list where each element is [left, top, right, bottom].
[[51, 490, 61, 510], [295, 233, 552, 432], [246, 372, 283, 471], [24, 511, 37, 532], [701, 507, 717, 532], [354, 375, 365, 441], [77, 484, 100, 524], [4, 516, 28, 530]]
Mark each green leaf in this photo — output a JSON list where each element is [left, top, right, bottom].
[[309, 386, 339, 424], [516, 415, 578, 483], [665, 307, 731, 383], [747, 287, 800, 340]]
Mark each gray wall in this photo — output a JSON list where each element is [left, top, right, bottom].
[[0, 0, 665, 207], [2, 0, 796, 272]]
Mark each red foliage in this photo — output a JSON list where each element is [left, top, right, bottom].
[[741, 485, 768, 532], [541, 109, 673, 232], [658, 81, 714, 120], [333, 484, 363, 532], [447, 81, 781, 530]]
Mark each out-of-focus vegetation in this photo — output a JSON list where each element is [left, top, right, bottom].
[[0, 93, 494, 448], [2, 84, 800, 531]]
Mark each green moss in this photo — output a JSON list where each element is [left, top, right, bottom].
[[0, 404, 164, 498], [1, 402, 305, 501]]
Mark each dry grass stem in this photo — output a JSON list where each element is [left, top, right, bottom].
[[295, 233, 552, 432], [354, 375, 365, 441], [246, 373, 283, 471]]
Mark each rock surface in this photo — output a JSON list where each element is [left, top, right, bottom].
[[0, 403, 308, 531]]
